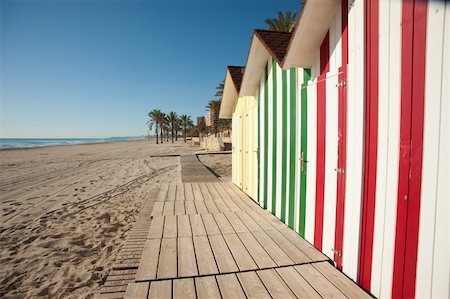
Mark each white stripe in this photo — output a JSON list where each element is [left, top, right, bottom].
[[377, 2, 402, 298], [267, 57, 273, 213], [294, 68, 304, 233], [276, 62, 283, 218], [285, 68, 291, 225], [342, 0, 365, 280], [322, 70, 339, 260], [305, 77, 317, 244], [416, 2, 449, 298]]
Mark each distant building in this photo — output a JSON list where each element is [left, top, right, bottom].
[[196, 116, 205, 126], [205, 111, 212, 127]]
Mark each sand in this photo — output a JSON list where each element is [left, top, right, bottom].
[[197, 153, 232, 179], [0, 140, 199, 298]]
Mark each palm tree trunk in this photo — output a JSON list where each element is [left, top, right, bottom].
[[171, 128, 174, 143], [156, 127, 159, 144], [160, 129, 163, 144], [183, 127, 187, 142]]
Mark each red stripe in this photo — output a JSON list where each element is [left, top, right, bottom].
[[333, 1, 349, 269], [359, 0, 378, 290], [314, 34, 330, 250], [314, 73, 326, 251], [392, 1, 427, 298]]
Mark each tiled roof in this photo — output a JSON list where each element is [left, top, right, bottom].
[[227, 66, 245, 92], [254, 29, 292, 65]]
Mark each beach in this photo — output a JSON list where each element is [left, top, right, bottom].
[[0, 140, 207, 298]]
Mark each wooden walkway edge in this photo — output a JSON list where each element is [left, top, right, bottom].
[[180, 155, 219, 183]]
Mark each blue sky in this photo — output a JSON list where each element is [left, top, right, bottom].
[[1, 0, 300, 138]]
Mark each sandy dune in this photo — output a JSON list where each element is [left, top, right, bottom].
[[0, 140, 197, 298]]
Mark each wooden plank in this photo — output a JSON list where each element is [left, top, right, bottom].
[[213, 182, 232, 200], [160, 183, 169, 191], [276, 266, 321, 299], [177, 214, 192, 237], [295, 264, 347, 299], [213, 213, 235, 234], [191, 183, 204, 200], [175, 184, 185, 201], [149, 280, 171, 299], [157, 238, 177, 279], [201, 214, 221, 235], [135, 239, 161, 281], [194, 201, 208, 214], [213, 199, 230, 212], [193, 236, 219, 275], [195, 276, 221, 299], [313, 261, 372, 298], [148, 216, 164, 239], [236, 211, 262, 232], [151, 202, 164, 216], [217, 274, 246, 299], [185, 201, 197, 215], [223, 234, 258, 271], [173, 278, 196, 299], [258, 210, 287, 229], [168, 182, 177, 191], [178, 237, 198, 277], [257, 269, 296, 299], [252, 230, 294, 266], [166, 189, 176, 201], [264, 229, 311, 264], [238, 232, 276, 269], [278, 228, 328, 262], [205, 183, 221, 200], [237, 271, 271, 299], [163, 215, 177, 238], [163, 202, 174, 216], [184, 183, 194, 201], [174, 201, 185, 215], [204, 200, 220, 213], [199, 183, 213, 200], [225, 211, 249, 233], [190, 214, 207, 236], [157, 189, 168, 201], [209, 235, 239, 273], [246, 210, 276, 231], [124, 282, 148, 299]]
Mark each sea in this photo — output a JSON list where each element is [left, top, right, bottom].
[[0, 136, 147, 149]]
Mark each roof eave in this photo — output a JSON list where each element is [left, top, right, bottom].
[[239, 35, 271, 97], [283, 0, 341, 68], [219, 70, 238, 119]]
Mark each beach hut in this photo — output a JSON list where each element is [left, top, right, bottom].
[[221, 0, 448, 297], [219, 66, 258, 201], [281, 0, 449, 298]]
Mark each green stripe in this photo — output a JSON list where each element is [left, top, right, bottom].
[[299, 68, 311, 237], [271, 59, 277, 214], [263, 63, 269, 210], [281, 69, 288, 222], [288, 68, 297, 229]]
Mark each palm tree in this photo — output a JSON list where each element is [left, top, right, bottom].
[[147, 109, 163, 144], [173, 118, 181, 141], [264, 10, 297, 32], [214, 80, 224, 99], [166, 112, 178, 143], [206, 99, 222, 137], [179, 114, 193, 142]]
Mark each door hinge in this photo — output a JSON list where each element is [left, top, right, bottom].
[[299, 152, 308, 172], [334, 168, 345, 174], [336, 80, 346, 87], [332, 248, 342, 257]]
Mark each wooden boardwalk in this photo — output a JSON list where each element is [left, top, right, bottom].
[[180, 155, 219, 183], [124, 182, 371, 299]]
